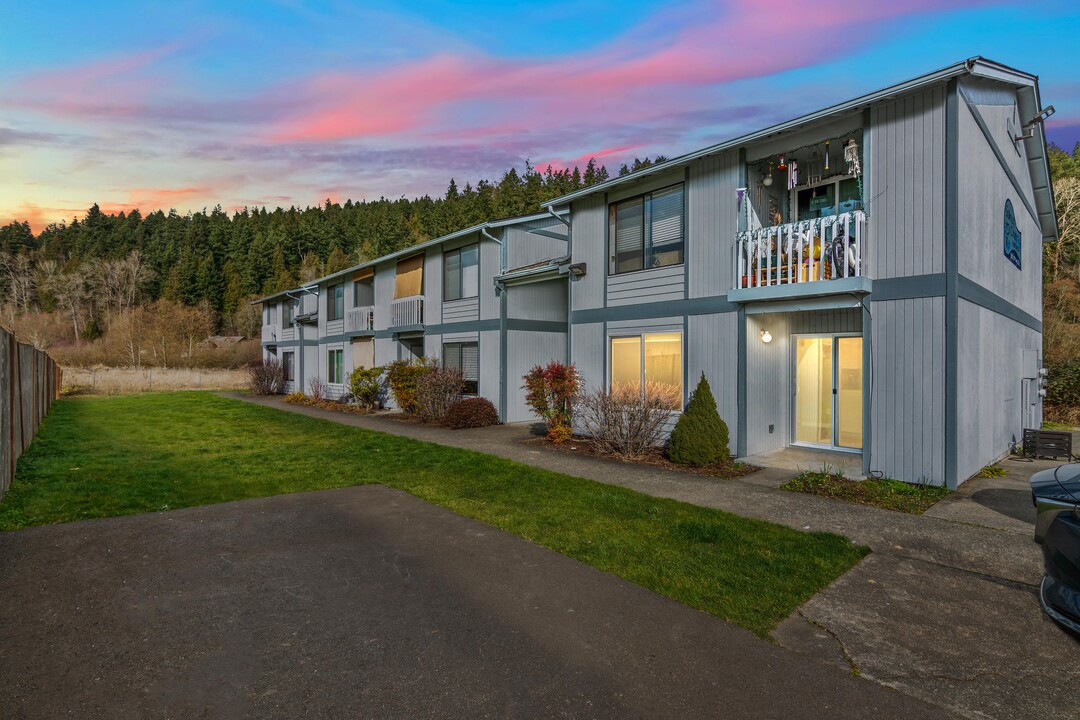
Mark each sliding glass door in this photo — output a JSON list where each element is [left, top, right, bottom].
[[794, 335, 862, 451]]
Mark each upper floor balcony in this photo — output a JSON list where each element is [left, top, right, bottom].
[[732, 211, 866, 297], [391, 295, 424, 328], [261, 323, 279, 343], [346, 305, 375, 333]]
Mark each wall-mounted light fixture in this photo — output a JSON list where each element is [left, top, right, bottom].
[[568, 262, 587, 278], [760, 329, 772, 344], [1015, 106, 1055, 141]]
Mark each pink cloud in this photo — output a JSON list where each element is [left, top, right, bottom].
[[267, 0, 999, 143]]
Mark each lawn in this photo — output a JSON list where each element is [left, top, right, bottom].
[[1, 392, 868, 637]]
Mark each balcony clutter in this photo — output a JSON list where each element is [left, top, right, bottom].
[[734, 211, 865, 289]]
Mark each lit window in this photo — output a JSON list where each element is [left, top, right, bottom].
[[610, 332, 682, 409]]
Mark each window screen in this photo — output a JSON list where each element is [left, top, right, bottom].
[[609, 184, 684, 274], [444, 342, 479, 394]]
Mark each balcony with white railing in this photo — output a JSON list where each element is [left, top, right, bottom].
[[346, 305, 375, 333], [391, 295, 424, 328], [261, 323, 280, 343], [732, 211, 867, 298]]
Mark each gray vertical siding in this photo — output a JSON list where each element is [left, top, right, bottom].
[[688, 152, 739, 298], [569, 195, 606, 311], [867, 86, 947, 279], [687, 312, 740, 451], [868, 296, 945, 484], [507, 279, 567, 322], [505, 330, 567, 423], [479, 238, 499, 319], [505, 218, 568, 270], [955, 299, 1042, 482], [570, 322, 605, 392], [956, 83, 1042, 319], [422, 252, 441, 324]]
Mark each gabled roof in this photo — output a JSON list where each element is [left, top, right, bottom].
[[252, 208, 567, 303], [540, 57, 1056, 240]]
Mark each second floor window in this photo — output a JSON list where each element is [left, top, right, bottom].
[[327, 283, 344, 321], [609, 183, 684, 274], [444, 244, 479, 301], [284, 300, 295, 325]]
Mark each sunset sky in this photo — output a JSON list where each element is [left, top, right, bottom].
[[2, 0, 1078, 232]]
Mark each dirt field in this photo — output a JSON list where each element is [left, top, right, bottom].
[[61, 366, 248, 395]]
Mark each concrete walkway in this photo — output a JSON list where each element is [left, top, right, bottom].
[[3, 486, 951, 719], [229, 395, 1080, 719]]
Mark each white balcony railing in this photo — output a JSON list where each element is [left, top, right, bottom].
[[734, 210, 865, 290], [346, 305, 375, 332], [261, 323, 280, 342], [391, 295, 424, 327]]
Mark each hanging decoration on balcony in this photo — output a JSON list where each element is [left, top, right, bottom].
[[762, 163, 774, 187], [844, 139, 861, 177], [787, 160, 799, 190], [824, 139, 830, 172]]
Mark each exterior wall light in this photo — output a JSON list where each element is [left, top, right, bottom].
[[568, 263, 587, 278], [760, 330, 773, 344]]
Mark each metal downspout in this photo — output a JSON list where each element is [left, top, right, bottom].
[[482, 225, 509, 421], [547, 206, 573, 366]]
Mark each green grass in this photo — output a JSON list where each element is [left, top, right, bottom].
[[781, 467, 949, 515], [1, 393, 868, 637], [977, 464, 1008, 479], [1042, 420, 1076, 431]]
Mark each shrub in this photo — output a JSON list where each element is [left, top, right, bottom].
[[669, 373, 729, 466], [416, 365, 464, 422], [308, 376, 327, 400], [444, 397, 500, 429], [247, 358, 283, 395], [1047, 358, 1080, 408], [385, 358, 436, 414], [576, 382, 673, 460], [284, 392, 309, 405], [523, 362, 581, 442], [348, 365, 384, 409]]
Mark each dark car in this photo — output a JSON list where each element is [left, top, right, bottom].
[[1032, 463, 1080, 635]]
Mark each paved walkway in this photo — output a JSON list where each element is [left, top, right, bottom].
[[229, 394, 1080, 719], [0, 486, 951, 719]]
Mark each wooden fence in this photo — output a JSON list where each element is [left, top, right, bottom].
[[0, 327, 61, 502]]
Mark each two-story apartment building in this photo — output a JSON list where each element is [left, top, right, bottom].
[[540, 57, 1055, 489], [259, 210, 570, 422]]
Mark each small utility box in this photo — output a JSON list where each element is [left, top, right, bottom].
[[1023, 429, 1073, 461]]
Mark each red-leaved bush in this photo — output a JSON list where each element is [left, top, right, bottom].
[[523, 362, 581, 443], [444, 397, 500, 429]]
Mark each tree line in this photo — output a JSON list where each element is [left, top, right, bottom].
[[0, 157, 675, 350]]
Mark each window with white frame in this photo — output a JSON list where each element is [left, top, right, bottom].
[[609, 332, 683, 409], [443, 342, 478, 395], [282, 351, 295, 382], [608, 184, 684, 274], [327, 283, 344, 321], [444, 244, 479, 301], [328, 348, 344, 384]]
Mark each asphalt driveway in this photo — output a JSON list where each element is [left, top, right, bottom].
[[0, 485, 950, 719]]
